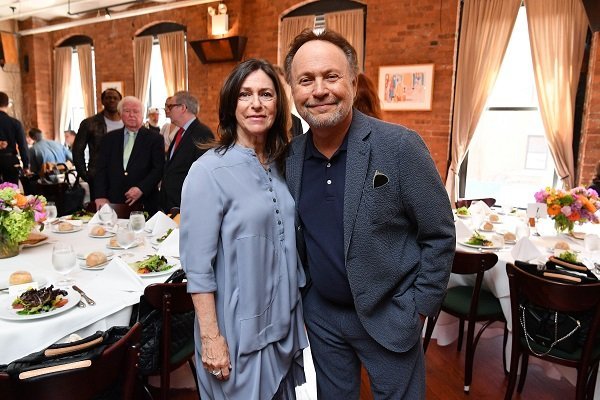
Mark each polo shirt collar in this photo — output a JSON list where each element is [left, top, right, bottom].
[[305, 130, 349, 160]]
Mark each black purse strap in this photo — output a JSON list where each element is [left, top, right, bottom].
[[519, 304, 581, 356]]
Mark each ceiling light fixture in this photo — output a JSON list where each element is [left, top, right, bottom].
[[104, 9, 111, 19]]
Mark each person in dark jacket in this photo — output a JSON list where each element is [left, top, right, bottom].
[[72, 88, 122, 199], [0, 92, 28, 183]]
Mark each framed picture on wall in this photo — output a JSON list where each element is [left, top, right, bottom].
[[101, 81, 124, 95], [378, 64, 434, 111]]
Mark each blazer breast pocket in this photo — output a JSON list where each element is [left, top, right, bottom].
[[365, 178, 400, 225]]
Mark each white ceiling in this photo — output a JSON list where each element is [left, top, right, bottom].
[[0, 0, 175, 22]]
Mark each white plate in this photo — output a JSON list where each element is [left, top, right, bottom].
[[51, 225, 83, 234], [20, 237, 53, 248], [0, 275, 48, 291], [489, 220, 503, 224], [76, 250, 114, 260], [79, 261, 110, 270], [65, 215, 92, 223], [129, 256, 180, 278], [0, 290, 81, 321], [504, 240, 516, 245], [106, 239, 143, 250], [478, 227, 494, 233], [88, 231, 116, 238], [456, 213, 471, 219], [459, 241, 504, 250]]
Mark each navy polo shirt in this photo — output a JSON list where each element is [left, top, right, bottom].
[[298, 132, 353, 306]]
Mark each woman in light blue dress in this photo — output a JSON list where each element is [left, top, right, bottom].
[[180, 59, 308, 400]]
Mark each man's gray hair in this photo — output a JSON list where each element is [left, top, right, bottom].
[[117, 96, 143, 113], [173, 91, 199, 115]]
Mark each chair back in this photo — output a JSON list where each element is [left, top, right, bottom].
[[6, 323, 141, 400], [452, 251, 499, 316], [86, 202, 144, 219], [456, 198, 496, 209]]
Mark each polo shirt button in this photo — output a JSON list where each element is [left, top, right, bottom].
[[124, 172, 128, 176], [326, 179, 332, 184], [327, 163, 331, 167]]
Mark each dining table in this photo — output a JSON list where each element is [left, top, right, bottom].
[[0, 217, 178, 366], [428, 209, 600, 393]]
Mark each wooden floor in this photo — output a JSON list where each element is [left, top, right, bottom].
[[155, 335, 576, 400]]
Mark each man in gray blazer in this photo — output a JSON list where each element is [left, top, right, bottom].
[[284, 30, 456, 399]]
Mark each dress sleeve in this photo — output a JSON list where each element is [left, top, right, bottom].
[[180, 159, 223, 294]]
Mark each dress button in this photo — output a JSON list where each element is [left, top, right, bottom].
[[327, 163, 331, 167], [276, 210, 279, 214], [326, 179, 332, 185], [278, 220, 281, 225], [269, 178, 272, 181], [273, 198, 276, 202], [269, 188, 273, 192], [268, 168, 271, 172]]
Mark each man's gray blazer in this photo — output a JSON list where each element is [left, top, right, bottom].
[[286, 110, 456, 353]]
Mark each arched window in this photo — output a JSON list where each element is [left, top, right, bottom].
[[135, 22, 187, 126], [55, 35, 95, 141]]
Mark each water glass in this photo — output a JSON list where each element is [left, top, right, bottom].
[[46, 202, 57, 222], [52, 243, 76, 286], [129, 211, 146, 235], [116, 224, 136, 257]]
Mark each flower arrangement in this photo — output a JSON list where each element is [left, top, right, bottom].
[[0, 182, 47, 258], [534, 186, 600, 233]]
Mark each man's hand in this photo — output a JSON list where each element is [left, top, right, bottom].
[[0, 140, 7, 150], [95, 198, 109, 209], [124, 187, 143, 206]]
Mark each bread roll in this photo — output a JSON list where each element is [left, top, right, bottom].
[[503, 232, 516, 241], [109, 238, 118, 247], [58, 222, 74, 232], [86, 251, 108, 267], [554, 240, 570, 250], [9, 271, 33, 286], [482, 222, 494, 231], [90, 225, 106, 236], [489, 214, 500, 223]]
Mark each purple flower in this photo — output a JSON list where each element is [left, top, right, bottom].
[[561, 206, 572, 216], [0, 182, 18, 190]]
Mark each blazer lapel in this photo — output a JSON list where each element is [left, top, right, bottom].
[[343, 112, 371, 257], [286, 134, 308, 209]]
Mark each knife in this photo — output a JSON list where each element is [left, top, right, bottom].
[[72, 285, 96, 306]]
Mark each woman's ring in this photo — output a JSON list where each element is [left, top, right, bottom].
[[211, 370, 222, 376]]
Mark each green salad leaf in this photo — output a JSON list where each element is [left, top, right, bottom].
[[133, 255, 173, 274], [466, 232, 493, 247]]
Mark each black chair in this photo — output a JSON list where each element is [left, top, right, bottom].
[[505, 263, 600, 400], [423, 250, 507, 393], [0, 323, 141, 400], [141, 281, 198, 400], [456, 198, 496, 209]]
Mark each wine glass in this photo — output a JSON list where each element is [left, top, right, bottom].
[[52, 243, 76, 286], [116, 223, 136, 258], [45, 201, 57, 228], [99, 205, 114, 226], [129, 211, 146, 237]]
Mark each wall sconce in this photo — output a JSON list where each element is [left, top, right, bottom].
[[208, 2, 228, 36]]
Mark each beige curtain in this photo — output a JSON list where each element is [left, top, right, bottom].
[[525, 0, 588, 189], [76, 44, 95, 118], [133, 36, 153, 103], [325, 9, 364, 71], [158, 31, 186, 95], [445, 0, 521, 203], [278, 15, 315, 66], [53, 47, 72, 142]]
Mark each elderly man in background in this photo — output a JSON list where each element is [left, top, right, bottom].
[[94, 96, 164, 215], [73, 88, 123, 200], [144, 107, 161, 134], [0, 91, 29, 183], [159, 91, 213, 212], [27, 128, 72, 174]]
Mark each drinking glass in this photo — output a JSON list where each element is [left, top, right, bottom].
[[52, 243, 76, 286], [45, 201, 57, 226], [116, 223, 136, 258], [129, 211, 146, 236]]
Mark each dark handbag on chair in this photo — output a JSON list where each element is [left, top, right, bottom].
[[62, 170, 85, 216], [129, 269, 195, 375]]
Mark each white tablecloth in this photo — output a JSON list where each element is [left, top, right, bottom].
[[0, 221, 175, 365], [429, 213, 600, 391]]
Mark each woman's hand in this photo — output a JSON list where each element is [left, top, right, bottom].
[[201, 334, 231, 380]]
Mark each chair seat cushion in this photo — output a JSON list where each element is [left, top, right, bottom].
[[443, 286, 503, 317]]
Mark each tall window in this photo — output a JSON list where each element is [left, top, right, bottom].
[[66, 49, 94, 132], [463, 7, 556, 208], [146, 41, 168, 127]]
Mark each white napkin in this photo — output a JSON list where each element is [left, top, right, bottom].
[[468, 201, 491, 216], [455, 219, 473, 240], [96, 257, 144, 292], [511, 237, 544, 262], [89, 204, 118, 225], [146, 211, 178, 236], [157, 228, 180, 258]]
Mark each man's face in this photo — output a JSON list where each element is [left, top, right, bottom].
[[290, 40, 356, 130], [64, 132, 75, 146], [102, 90, 121, 113], [121, 100, 143, 131], [165, 98, 186, 127]]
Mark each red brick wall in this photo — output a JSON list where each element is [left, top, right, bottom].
[[17, 0, 600, 184]]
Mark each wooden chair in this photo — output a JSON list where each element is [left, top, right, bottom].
[[85, 202, 144, 219], [423, 251, 507, 393], [455, 198, 496, 209], [505, 263, 600, 400], [1, 323, 141, 400], [141, 281, 198, 400]]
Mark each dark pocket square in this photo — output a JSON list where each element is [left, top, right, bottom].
[[373, 170, 388, 188]]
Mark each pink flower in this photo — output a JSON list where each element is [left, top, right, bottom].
[[561, 206, 572, 216]]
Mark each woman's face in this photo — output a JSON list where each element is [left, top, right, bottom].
[[235, 69, 277, 142]]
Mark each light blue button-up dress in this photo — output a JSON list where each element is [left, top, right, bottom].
[[180, 145, 308, 400]]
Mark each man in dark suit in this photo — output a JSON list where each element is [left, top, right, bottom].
[[73, 88, 123, 200], [159, 91, 213, 212], [94, 96, 164, 215], [285, 30, 456, 399], [0, 91, 29, 183]]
